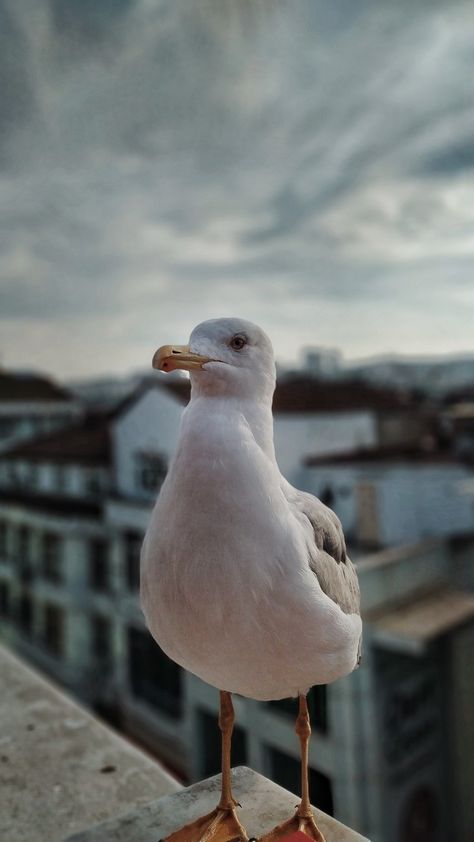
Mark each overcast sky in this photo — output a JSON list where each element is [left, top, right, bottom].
[[1, 0, 474, 379]]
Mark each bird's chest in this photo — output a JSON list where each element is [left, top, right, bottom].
[[148, 433, 289, 615]]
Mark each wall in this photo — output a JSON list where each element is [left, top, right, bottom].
[[112, 387, 183, 499], [305, 462, 474, 548], [274, 411, 377, 485]]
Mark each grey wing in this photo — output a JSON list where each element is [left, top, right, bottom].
[[285, 484, 361, 618]]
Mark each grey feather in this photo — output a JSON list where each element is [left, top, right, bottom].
[[284, 483, 361, 618]]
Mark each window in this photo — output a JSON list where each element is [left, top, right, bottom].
[[55, 465, 66, 493], [124, 531, 142, 590], [42, 533, 62, 583], [320, 486, 335, 508], [0, 581, 10, 617], [267, 686, 328, 734], [8, 462, 18, 486], [18, 526, 30, 564], [91, 614, 111, 661], [89, 538, 109, 592], [9, 525, 18, 561], [135, 452, 167, 494], [18, 593, 33, 636], [0, 418, 15, 439], [28, 463, 38, 488], [44, 603, 64, 657], [269, 747, 334, 816], [0, 521, 7, 558], [199, 709, 247, 778], [128, 627, 182, 718], [85, 469, 102, 497], [18, 526, 33, 583]]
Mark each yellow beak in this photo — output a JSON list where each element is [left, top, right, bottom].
[[152, 344, 211, 373]]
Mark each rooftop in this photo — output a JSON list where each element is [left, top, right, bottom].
[[272, 376, 419, 414], [144, 374, 421, 414], [0, 381, 183, 466], [305, 442, 464, 467], [366, 585, 474, 654], [0, 411, 111, 466], [0, 371, 74, 404]]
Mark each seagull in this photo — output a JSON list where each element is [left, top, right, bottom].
[[141, 318, 362, 842]]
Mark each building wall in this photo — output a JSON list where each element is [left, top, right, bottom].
[[112, 388, 183, 499], [305, 462, 474, 548], [274, 411, 377, 484], [448, 621, 474, 842]]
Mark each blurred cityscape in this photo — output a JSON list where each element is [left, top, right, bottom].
[[0, 348, 473, 842]]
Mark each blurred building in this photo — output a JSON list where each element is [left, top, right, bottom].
[[304, 444, 474, 549], [0, 377, 473, 841], [347, 355, 474, 396], [302, 347, 343, 379], [443, 401, 474, 461], [0, 370, 81, 452], [272, 377, 433, 485]]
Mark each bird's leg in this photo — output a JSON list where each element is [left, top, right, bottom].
[[259, 695, 326, 841], [218, 690, 241, 811], [163, 691, 248, 842]]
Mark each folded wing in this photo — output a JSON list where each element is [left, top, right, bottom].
[[284, 482, 361, 618]]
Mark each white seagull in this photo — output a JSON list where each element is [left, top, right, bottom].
[[141, 318, 362, 842]]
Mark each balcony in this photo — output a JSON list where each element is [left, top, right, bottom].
[[0, 643, 369, 842]]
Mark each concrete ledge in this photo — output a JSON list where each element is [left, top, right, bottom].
[[65, 766, 370, 842], [0, 644, 181, 842]]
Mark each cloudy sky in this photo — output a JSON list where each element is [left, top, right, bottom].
[[1, 0, 474, 379]]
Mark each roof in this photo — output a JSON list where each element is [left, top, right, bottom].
[[273, 377, 418, 414], [0, 412, 111, 466], [366, 586, 474, 654], [0, 380, 184, 466], [110, 376, 189, 418], [0, 371, 74, 403], [305, 442, 461, 467], [141, 374, 419, 414]]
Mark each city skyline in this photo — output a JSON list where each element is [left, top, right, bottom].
[[1, 1, 474, 378]]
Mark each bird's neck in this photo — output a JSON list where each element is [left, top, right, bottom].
[[186, 394, 277, 462]]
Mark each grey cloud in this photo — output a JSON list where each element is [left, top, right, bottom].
[[1, 0, 474, 375], [418, 138, 474, 177], [0, 3, 37, 155]]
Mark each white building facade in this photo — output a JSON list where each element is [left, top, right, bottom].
[[303, 451, 474, 549]]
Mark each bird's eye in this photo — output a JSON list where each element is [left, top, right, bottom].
[[229, 334, 247, 351]]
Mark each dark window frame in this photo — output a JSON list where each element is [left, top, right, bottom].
[[135, 452, 167, 495], [89, 538, 109, 592], [91, 613, 111, 661], [18, 592, 33, 637], [124, 530, 142, 591], [0, 521, 7, 558], [42, 532, 62, 583], [0, 581, 10, 617], [43, 602, 64, 658], [127, 627, 182, 719]]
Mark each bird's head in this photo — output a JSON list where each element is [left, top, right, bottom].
[[153, 317, 276, 400]]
